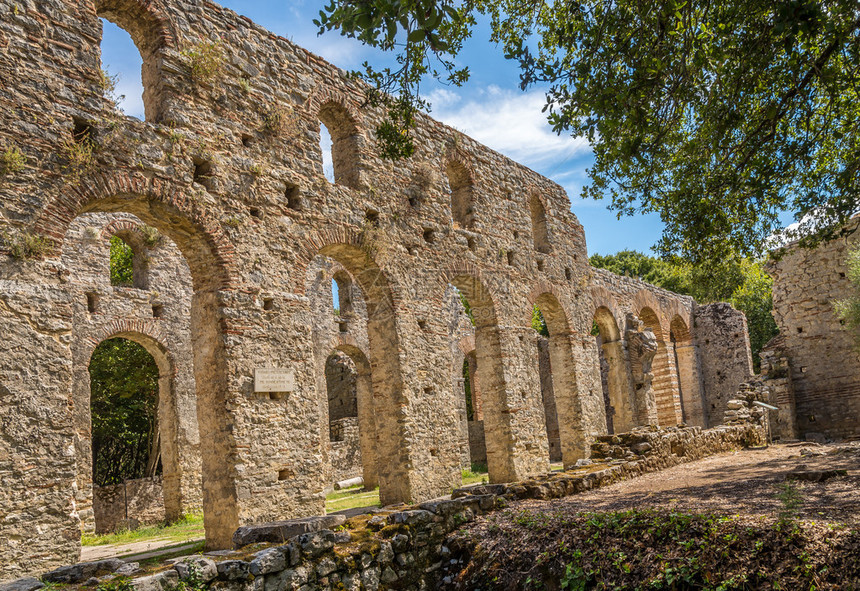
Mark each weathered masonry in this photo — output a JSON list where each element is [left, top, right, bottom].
[[761, 218, 860, 442], [0, 0, 752, 579]]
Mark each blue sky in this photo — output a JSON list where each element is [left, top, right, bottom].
[[101, 2, 669, 256]]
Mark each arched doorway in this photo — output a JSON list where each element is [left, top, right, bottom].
[[593, 306, 636, 434], [670, 315, 708, 428], [533, 293, 590, 466], [87, 336, 179, 533]]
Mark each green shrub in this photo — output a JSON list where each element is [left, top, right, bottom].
[[182, 40, 224, 85], [1, 146, 26, 175]]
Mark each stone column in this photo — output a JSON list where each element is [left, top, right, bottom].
[[547, 333, 590, 465], [355, 372, 377, 489]]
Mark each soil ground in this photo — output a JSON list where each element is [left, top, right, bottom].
[[516, 441, 860, 525]]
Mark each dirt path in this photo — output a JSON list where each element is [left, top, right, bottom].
[[81, 538, 203, 562], [518, 442, 860, 524]]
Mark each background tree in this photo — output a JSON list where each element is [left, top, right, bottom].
[[89, 338, 161, 486], [317, 0, 860, 264], [109, 235, 134, 287]]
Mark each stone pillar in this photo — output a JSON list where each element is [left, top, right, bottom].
[[547, 333, 590, 465], [674, 343, 708, 428], [355, 372, 377, 489], [537, 337, 562, 462], [626, 315, 659, 426]]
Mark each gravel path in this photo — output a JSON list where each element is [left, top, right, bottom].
[[517, 442, 860, 524]]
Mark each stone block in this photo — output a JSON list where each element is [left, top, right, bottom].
[[232, 515, 346, 548]]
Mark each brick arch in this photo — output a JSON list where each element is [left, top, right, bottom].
[[457, 334, 476, 356], [34, 170, 237, 291], [589, 286, 624, 338], [632, 289, 669, 339], [92, 0, 176, 51], [306, 88, 364, 127], [99, 217, 148, 241], [82, 320, 175, 377]]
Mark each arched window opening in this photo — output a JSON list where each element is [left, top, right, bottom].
[[463, 357, 475, 421], [594, 306, 631, 434], [109, 233, 148, 289], [332, 271, 354, 317], [447, 160, 475, 228], [530, 194, 551, 253], [318, 102, 361, 188], [89, 338, 161, 533], [99, 19, 145, 119], [320, 121, 335, 183]]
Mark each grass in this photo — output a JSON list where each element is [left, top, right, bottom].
[[81, 513, 205, 547], [326, 486, 381, 513]]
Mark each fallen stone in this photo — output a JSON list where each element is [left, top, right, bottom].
[[43, 559, 126, 584], [216, 560, 251, 581], [174, 556, 217, 582], [0, 578, 44, 591], [334, 476, 363, 490], [232, 515, 347, 548], [249, 548, 286, 576], [131, 570, 179, 591], [785, 469, 848, 482]]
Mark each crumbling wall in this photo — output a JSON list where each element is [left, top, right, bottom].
[[694, 303, 754, 429], [765, 220, 860, 440]]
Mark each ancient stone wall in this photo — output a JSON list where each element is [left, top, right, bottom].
[[0, 0, 752, 578], [93, 476, 165, 535], [694, 303, 754, 428], [765, 220, 860, 440], [589, 269, 751, 432]]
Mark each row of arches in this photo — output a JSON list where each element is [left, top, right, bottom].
[[591, 299, 708, 432]]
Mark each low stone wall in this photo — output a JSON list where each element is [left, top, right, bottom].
[[11, 420, 764, 591], [92, 477, 165, 535]]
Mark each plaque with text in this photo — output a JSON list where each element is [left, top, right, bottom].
[[254, 368, 296, 393]]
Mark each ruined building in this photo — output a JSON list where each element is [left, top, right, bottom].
[[761, 218, 860, 442], [0, 0, 752, 579]]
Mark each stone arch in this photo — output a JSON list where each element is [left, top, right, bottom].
[[92, 0, 176, 122], [530, 193, 551, 253], [35, 171, 237, 291], [317, 100, 363, 188], [533, 292, 589, 465], [446, 159, 475, 229], [670, 315, 708, 428], [314, 241, 411, 505], [443, 268, 515, 483], [36, 172, 238, 549], [80, 330, 185, 533], [639, 306, 683, 426], [331, 344, 377, 490]]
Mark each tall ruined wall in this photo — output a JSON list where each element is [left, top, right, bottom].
[[0, 0, 601, 578], [694, 303, 754, 428], [766, 221, 860, 440]]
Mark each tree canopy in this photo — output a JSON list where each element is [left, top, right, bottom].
[[316, 0, 860, 264]]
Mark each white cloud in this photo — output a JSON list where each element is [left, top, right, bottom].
[[427, 86, 591, 168]]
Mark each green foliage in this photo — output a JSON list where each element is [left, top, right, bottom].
[[89, 338, 160, 486], [182, 40, 224, 85], [774, 481, 804, 525], [109, 235, 134, 287], [458, 290, 476, 326], [1, 145, 26, 175], [835, 245, 860, 346], [590, 251, 778, 369], [532, 305, 549, 337], [95, 577, 134, 591], [462, 357, 474, 420], [318, 0, 860, 265], [3, 231, 51, 260]]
